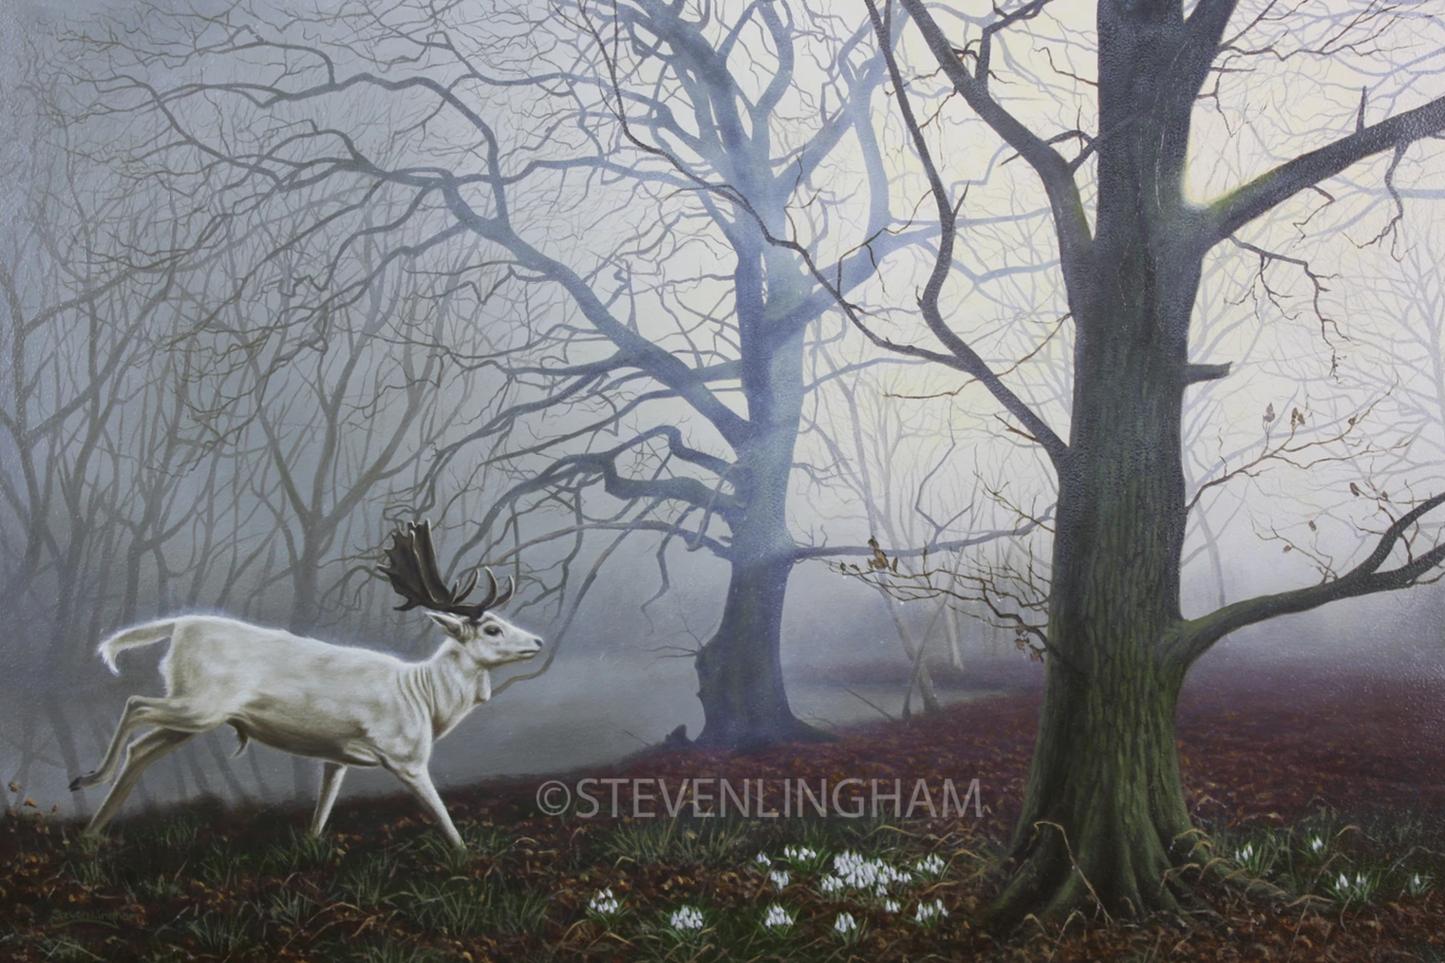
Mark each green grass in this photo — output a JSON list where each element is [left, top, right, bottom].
[[179, 911, 251, 956], [1199, 808, 1445, 908], [349, 940, 449, 963], [259, 828, 337, 876], [332, 852, 403, 908], [391, 874, 549, 938], [15, 798, 1445, 963]]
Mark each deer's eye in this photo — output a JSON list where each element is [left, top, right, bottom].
[[484, 625, 503, 637]]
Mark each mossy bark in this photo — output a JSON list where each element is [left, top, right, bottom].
[[993, 0, 1212, 923]]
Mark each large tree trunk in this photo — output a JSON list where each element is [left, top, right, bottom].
[[994, 1, 1208, 921], [693, 417, 822, 746], [694, 258, 822, 747], [694, 542, 814, 746]]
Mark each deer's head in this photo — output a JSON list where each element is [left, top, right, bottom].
[[380, 521, 543, 666]]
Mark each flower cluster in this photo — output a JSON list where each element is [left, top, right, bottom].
[[1231, 840, 1274, 876], [769, 869, 791, 891], [762, 904, 794, 930], [587, 888, 620, 917], [834, 912, 858, 937], [820, 850, 912, 896], [669, 905, 705, 932], [914, 853, 946, 878], [914, 898, 949, 926], [1329, 870, 1379, 904], [783, 845, 817, 861]]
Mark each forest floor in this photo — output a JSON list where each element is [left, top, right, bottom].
[[2, 653, 1444, 962]]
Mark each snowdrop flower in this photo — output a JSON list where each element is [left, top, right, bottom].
[[763, 904, 794, 930], [783, 845, 818, 865], [914, 898, 948, 925], [1235, 843, 1254, 863], [884, 899, 901, 913], [828, 851, 911, 892], [587, 888, 620, 916], [669, 905, 704, 932], [916, 853, 946, 877], [820, 875, 843, 894], [755, 852, 772, 868], [834, 912, 857, 935], [1307, 836, 1325, 855], [769, 869, 791, 890]]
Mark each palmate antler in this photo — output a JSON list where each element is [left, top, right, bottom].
[[379, 520, 514, 620]]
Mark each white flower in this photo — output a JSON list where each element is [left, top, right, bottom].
[[783, 845, 818, 865], [769, 869, 791, 890], [1307, 836, 1325, 854], [916, 853, 946, 877], [755, 852, 772, 868], [1235, 843, 1254, 863], [669, 905, 704, 931], [884, 899, 900, 913], [763, 904, 794, 929], [826, 851, 911, 892], [820, 874, 843, 894], [914, 898, 948, 925], [834, 912, 857, 935], [587, 888, 620, 916]]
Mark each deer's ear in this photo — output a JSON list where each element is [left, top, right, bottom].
[[428, 612, 468, 639]]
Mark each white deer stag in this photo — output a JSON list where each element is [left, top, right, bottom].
[[70, 521, 541, 849]]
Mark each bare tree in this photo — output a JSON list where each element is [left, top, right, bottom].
[[853, 0, 1445, 921], [66, 0, 953, 746]]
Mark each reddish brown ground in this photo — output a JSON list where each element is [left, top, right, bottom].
[[3, 655, 1444, 962]]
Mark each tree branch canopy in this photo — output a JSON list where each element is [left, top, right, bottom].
[[1169, 493, 1445, 669], [897, 0, 1093, 289], [1208, 93, 1445, 245]]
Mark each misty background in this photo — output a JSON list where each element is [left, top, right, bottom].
[[2, 0, 1443, 820]]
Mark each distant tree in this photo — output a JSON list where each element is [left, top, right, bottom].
[[67, 0, 953, 746]]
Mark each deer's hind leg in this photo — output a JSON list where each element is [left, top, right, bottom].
[[85, 728, 195, 835], [72, 696, 220, 791]]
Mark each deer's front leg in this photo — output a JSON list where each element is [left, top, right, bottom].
[[310, 761, 348, 836], [387, 760, 463, 851]]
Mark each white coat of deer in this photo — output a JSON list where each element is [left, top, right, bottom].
[[70, 521, 541, 849]]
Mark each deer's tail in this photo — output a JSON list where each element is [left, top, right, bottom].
[[98, 620, 176, 675]]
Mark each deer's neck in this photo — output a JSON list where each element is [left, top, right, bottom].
[[415, 642, 485, 740]]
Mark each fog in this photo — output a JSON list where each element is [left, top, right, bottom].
[[3, 0, 1445, 826]]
